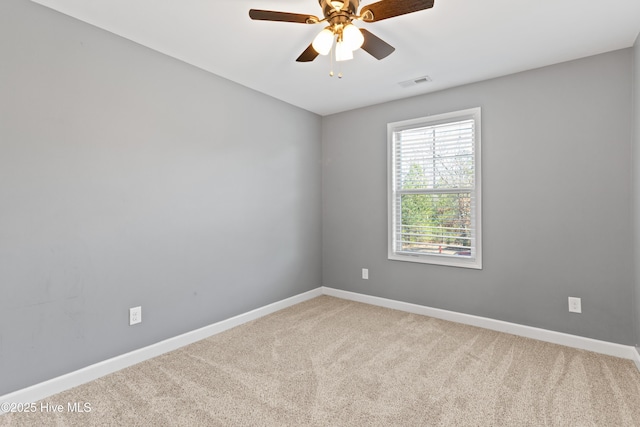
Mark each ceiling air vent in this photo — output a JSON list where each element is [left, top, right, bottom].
[[398, 75, 432, 88]]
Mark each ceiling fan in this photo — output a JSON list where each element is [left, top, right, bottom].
[[249, 0, 435, 63]]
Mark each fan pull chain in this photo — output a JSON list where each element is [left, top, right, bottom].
[[328, 44, 344, 78], [329, 44, 334, 77]]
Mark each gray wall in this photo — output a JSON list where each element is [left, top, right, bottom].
[[0, 0, 322, 395], [323, 49, 635, 345], [634, 34, 640, 350]]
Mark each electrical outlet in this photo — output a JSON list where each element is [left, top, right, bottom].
[[568, 297, 581, 313], [129, 306, 142, 325], [362, 268, 369, 280]]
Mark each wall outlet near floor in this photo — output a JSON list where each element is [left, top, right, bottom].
[[568, 297, 581, 313], [362, 268, 369, 280], [129, 306, 142, 325]]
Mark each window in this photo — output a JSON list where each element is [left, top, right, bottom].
[[388, 108, 481, 269]]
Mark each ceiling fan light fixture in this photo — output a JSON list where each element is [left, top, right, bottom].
[[342, 24, 364, 51], [250, 0, 437, 65], [335, 40, 353, 61], [312, 28, 334, 55]]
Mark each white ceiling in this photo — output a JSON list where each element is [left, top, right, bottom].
[[30, 0, 640, 116]]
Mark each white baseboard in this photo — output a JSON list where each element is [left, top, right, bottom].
[[2, 285, 638, 412], [322, 287, 639, 361], [0, 287, 323, 410]]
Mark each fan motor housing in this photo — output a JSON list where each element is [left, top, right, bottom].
[[320, 0, 359, 24]]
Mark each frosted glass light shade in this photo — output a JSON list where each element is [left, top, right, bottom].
[[343, 24, 364, 51], [335, 40, 353, 61], [312, 28, 334, 56]]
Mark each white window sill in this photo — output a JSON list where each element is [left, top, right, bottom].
[[388, 252, 482, 269]]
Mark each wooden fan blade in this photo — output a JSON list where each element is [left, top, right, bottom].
[[360, 29, 395, 60], [296, 44, 320, 62], [360, 0, 434, 22], [249, 9, 319, 24]]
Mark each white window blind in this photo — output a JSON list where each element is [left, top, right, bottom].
[[388, 108, 481, 269]]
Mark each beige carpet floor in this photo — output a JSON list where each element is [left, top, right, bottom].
[[2, 295, 640, 426]]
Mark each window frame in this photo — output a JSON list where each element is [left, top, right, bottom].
[[387, 107, 482, 269]]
